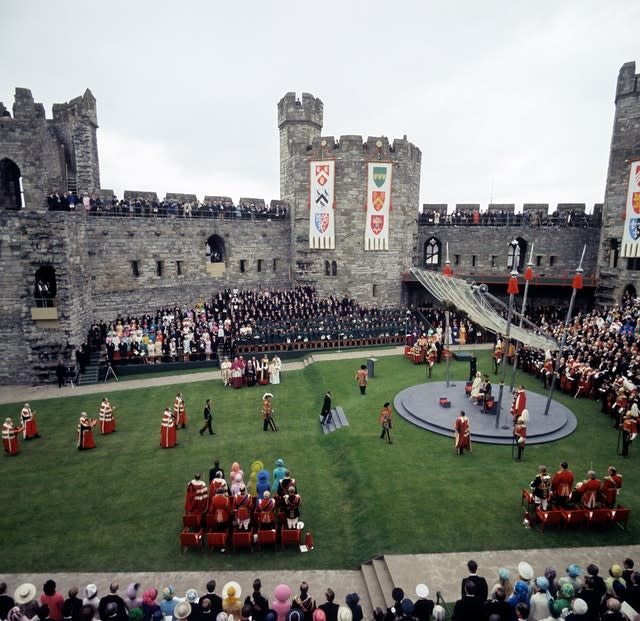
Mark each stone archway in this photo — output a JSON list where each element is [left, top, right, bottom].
[[206, 234, 225, 263], [622, 283, 637, 304], [0, 158, 23, 210]]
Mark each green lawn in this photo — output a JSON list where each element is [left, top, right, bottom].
[[0, 351, 636, 573]]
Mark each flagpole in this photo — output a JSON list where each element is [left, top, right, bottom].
[[543, 245, 586, 416], [496, 239, 520, 430], [509, 243, 534, 391], [443, 243, 452, 388]]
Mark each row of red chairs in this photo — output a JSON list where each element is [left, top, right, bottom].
[[180, 523, 301, 554]]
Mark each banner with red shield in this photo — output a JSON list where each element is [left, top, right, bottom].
[[365, 162, 392, 250], [621, 159, 640, 257], [309, 160, 336, 249]]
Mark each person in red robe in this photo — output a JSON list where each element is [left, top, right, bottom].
[[21, 403, 40, 440], [513, 416, 527, 462], [3, 417, 24, 456], [454, 410, 471, 455], [576, 470, 601, 508], [77, 412, 97, 450], [601, 466, 623, 508], [99, 397, 116, 434], [511, 385, 527, 423], [185, 473, 209, 515], [551, 461, 574, 508], [173, 393, 186, 429], [160, 407, 176, 448]]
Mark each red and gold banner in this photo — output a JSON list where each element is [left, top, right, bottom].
[[621, 159, 640, 257], [309, 160, 335, 249], [365, 162, 392, 250]]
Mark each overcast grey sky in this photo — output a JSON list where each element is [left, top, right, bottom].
[[2, 1, 638, 211]]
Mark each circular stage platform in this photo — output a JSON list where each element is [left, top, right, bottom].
[[393, 380, 577, 445]]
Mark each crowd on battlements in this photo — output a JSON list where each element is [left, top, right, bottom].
[[3, 554, 640, 621], [46, 191, 288, 220], [419, 208, 598, 228], [83, 288, 413, 366]]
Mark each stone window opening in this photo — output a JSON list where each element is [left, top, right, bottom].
[[609, 238, 619, 269], [273, 258, 278, 272], [176, 260, 183, 276], [205, 234, 225, 263], [549, 256, 556, 267], [325, 260, 330, 276], [257, 259, 263, 273], [156, 260, 163, 277], [0, 158, 23, 210], [34, 265, 56, 307], [131, 261, 140, 277], [331, 261, 337, 276], [240, 260, 246, 273], [507, 237, 527, 271]]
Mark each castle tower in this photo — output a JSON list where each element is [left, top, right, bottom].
[[278, 92, 323, 202], [596, 61, 640, 304]]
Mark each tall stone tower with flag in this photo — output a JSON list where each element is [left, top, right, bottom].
[[596, 61, 640, 304], [278, 92, 421, 305]]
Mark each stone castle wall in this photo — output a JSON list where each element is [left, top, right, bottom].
[[597, 61, 640, 304]]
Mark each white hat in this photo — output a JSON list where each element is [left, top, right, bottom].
[[415, 584, 429, 599], [222, 581, 242, 600], [573, 598, 588, 615], [175, 601, 192, 620], [14, 583, 37, 604], [518, 561, 534, 580], [263, 393, 273, 400]]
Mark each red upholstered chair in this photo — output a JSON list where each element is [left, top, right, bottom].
[[280, 527, 301, 549], [521, 488, 535, 510], [256, 528, 277, 549], [609, 505, 631, 530], [586, 508, 611, 529], [205, 509, 230, 529], [560, 508, 588, 528], [180, 528, 203, 554], [232, 528, 254, 552], [183, 513, 201, 528], [206, 528, 229, 552], [535, 508, 562, 533]]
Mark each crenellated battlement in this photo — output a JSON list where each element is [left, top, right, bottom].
[[616, 61, 639, 102], [277, 92, 323, 130], [52, 89, 98, 127], [301, 134, 422, 162]]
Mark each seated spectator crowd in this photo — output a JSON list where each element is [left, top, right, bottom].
[[86, 288, 411, 365]]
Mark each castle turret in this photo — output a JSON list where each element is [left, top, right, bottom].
[[278, 92, 323, 201], [596, 61, 640, 304]]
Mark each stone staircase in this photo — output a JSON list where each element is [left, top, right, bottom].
[[78, 351, 103, 385], [319, 406, 349, 434]]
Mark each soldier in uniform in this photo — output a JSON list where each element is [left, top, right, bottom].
[[513, 416, 527, 462], [262, 393, 277, 431], [601, 466, 623, 508], [379, 402, 393, 444], [621, 409, 637, 457], [283, 486, 301, 529]]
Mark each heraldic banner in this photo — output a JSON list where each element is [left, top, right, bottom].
[[365, 162, 392, 250], [622, 159, 640, 258], [309, 160, 335, 249]]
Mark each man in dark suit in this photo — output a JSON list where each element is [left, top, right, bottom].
[[199, 580, 222, 618], [318, 589, 339, 621], [452, 580, 483, 620], [460, 560, 488, 603], [320, 391, 333, 424]]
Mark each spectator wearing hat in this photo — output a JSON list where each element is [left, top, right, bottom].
[[99, 584, 126, 621], [565, 597, 589, 620], [318, 590, 338, 621], [482, 586, 511, 621], [140, 590, 159, 621], [412, 585, 433, 621], [527, 577, 549, 621], [560, 564, 583, 593], [548, 583, 575, 618], [124, 585, 142, 612], [344, 596, 361, 621], [184, 591, 199, 620], [507, 582, 530, 616], [452, 580, 484, 620], [200, 582, 222, 619], [159, 588, 178, 621], [222, 584, 242, 619], [605, 565, 626, 597], [272, 585, 291, 621], [174, 602, 192, 621], [460, 560, 488, 603], [0, 583, 16, 621], [41, 581, 64, 621], [490, 568, 513, 600], [335, 608, 351, 621], [82, 586, 101, 621], [15, 584, 37, 609]]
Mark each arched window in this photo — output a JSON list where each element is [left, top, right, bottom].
[[507, 238, 527, 271], [206, 234, 225, 263], [331, 261, 337, 276], [623, 284, 637, 304], [424, 237, 440, 269], [325, 260, 330, 276], [0, 158, 23, 210]]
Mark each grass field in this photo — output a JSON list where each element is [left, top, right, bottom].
[[0, 350, 636, 573]]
